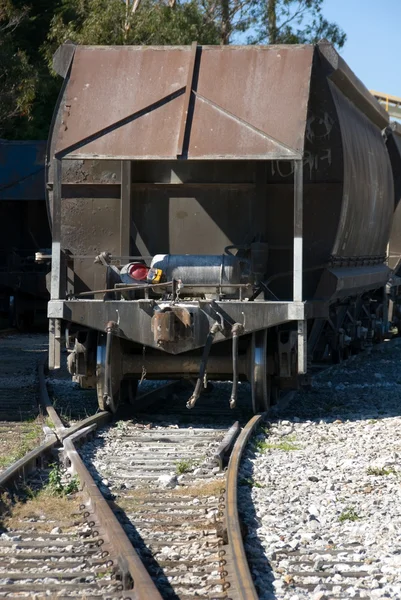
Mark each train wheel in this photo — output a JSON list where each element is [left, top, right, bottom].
[[96, 333, 123, 412], [250, 330, 271, 413]]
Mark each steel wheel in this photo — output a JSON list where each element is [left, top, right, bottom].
[[96, 333, 122, 412], [250, 330, 270, 413]]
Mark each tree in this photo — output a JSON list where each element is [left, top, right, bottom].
[[0, 0, 63, 139], [45, 0, 220, 51], [200, 0, 259, 44], [254, 0, 346, 47], [0, 3, 36, 137], [2, 0, 220, 139], [1, 0, 345, 140]]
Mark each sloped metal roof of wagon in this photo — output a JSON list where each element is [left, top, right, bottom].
[[54, 44, 315, 161]]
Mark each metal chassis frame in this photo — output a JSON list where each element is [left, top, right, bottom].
[[49, 156, 306, 371]]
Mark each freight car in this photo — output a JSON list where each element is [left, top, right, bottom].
[[46, 40, 401, 413], [0, 140, 50, 328]]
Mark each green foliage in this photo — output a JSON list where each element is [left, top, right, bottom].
[[45, 417, 56, 429], [367, 466, 397, 477], [251, 0, 346, 48], [44, 0, 220, 59], [0, 420, 43, 469], [176, 459, 195, 474], [254, 435, 300, 452], [338, 507, 361, 522], [0, 0, 64, 139], [1, 0, 346, 140], [47, 463, 79, 496], [239, 477, 264, 488], [95, 569, 114, 579], [0, 2, 37, 137]]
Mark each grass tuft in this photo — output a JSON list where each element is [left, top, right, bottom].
[[338, 507, 361, 522], [0, 418, 43, 470], [175, 459, 195, 474], [254, 435, 300, 453], [1, 486, 79, 532], [239, 477, 264, 488], [46, 463, 79, 496], [367, 466, 396, 477]]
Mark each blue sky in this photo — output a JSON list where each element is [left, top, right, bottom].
[[323, 0, 401, 97]]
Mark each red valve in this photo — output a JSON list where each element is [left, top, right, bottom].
[[128, 263, 149, 281]]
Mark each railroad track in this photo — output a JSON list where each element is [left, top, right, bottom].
[[3, 334, 396, 599], [74, 386, 259, 599], [0, 358, 260, 599]]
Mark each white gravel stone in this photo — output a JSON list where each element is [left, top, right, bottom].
[[239, 339, 401, 599], [157, 474, 178, 488], [50, 527, 62, 535]]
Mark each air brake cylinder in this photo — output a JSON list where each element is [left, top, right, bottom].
[[149, 254, 249, 297]]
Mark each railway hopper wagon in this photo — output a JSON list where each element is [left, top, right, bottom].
[[0, 140, 50, 328], [46, 41, 401, 413]]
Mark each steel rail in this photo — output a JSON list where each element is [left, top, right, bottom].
[[38, 360, 65, 434], [226, 413, 264, 600], [37, 362, 164, 599], [62, 436, 163, 599], [59, 411, 111, 441], [0, 434, 58, 490]]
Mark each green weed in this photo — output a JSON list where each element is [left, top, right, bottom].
[[338, 507, 361, 522], [367, 466, 396, 477], [254, 435, 300, 452], [239, 478, 264, 488], [0, 421, 42, 469], [46, 464, 79, 496], [175, 459, 195, 474]]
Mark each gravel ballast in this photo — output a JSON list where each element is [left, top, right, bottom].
[[239, 339, 401, 599]]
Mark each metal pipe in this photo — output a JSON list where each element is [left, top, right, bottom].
[[103, 321, 116, 408], [74, 281, 174, 297], [229, 323, 243, 409], [187, 321, 222, 409], [74, 281, 252, 298]]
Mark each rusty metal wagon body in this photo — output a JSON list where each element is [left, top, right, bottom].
[[46, 41, 400, 412]]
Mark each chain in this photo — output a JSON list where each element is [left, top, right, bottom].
[[139, 346, 147, 384]]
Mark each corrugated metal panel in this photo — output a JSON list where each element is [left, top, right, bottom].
[[386, 125, 401, 272], [54, 44, 314, 160], [330, 81, 394, 258], [0, 141, 46, 200]]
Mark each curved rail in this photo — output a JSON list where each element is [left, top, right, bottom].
[[62, 436, 163, 599], [37, 362, 163, 599], [226, 413, 264, 600]]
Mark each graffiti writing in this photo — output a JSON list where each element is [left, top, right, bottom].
[[271, 148, 332, 178], [306, 112, 334, 142]]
